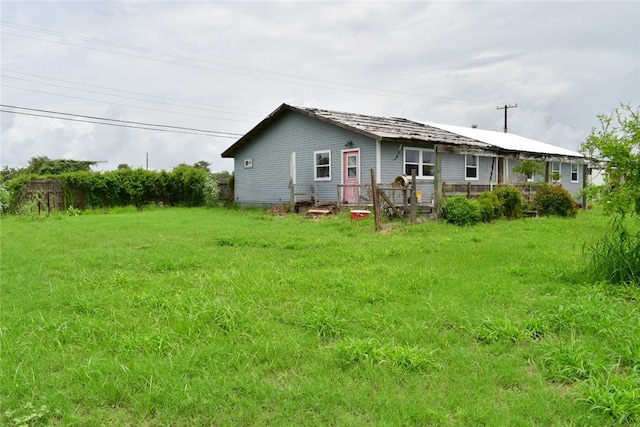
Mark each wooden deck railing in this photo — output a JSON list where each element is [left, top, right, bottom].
[[442, 182, 545, 204]]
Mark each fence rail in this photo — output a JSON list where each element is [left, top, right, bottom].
[[337, 181, 436, 219], [441, 182, 545, 204]]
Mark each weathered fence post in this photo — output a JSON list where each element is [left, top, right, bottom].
[[410, 169, 417, 223], [370, 169, 381, 231]]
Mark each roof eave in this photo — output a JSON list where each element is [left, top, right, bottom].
[[221, 103, 384, 158]]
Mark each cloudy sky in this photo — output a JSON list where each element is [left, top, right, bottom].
[[1, 1, 638, 173]]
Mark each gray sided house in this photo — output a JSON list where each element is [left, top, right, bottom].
[[221, 103, 587, 208]]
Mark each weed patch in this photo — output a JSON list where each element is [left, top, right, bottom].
[[579, 371, 640, 424], [335, 338, 439, 374]]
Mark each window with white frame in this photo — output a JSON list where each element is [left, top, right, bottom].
[[465, 155, 479, 180], [571, 163, 579, 183], [404, 147, 434, 179], [551, 162, 561, 183], [314, 150, 331, 180]]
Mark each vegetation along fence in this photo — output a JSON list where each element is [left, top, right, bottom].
[[22, 179, 65, 213]]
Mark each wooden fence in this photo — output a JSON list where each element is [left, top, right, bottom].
[[22, 179, 65, 213]]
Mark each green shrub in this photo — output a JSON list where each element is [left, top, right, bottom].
[[533, 185, 577, 217], [203, 175, 221, 207], [3, 174, 36, 213], [0, 183, 9, 215], [442, 196, 481, 226], [60, 167, 207, 209], [492, 185, 523, 219], [478, 191, 501, 222]]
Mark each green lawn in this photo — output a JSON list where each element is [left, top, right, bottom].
[[1, 207, 638, 425]]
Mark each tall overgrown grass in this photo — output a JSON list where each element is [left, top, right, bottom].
[[583, 215, 640, 285], [1, 207, 638, 425]]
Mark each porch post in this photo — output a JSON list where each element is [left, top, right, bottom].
[[375, 138, 382, 184], [544, 161, 551, 183], [434, 145, 443, 218]]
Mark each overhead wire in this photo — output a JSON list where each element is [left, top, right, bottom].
[[1, 21, 584, 137], [0, 69, 264, 117], [0, 105, 243, 138], [1, 84, 254, 123], [1, 74, 261, 119], [0, 21, 492, 107]]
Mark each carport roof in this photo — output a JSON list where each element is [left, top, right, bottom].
[[424, 122, 583, 158]]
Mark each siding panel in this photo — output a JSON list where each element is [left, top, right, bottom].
[[233, 110, 376, 205]]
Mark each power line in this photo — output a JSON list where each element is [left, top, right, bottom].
[[0, 21, 493, 108], [1, 21, 585, 136], [0, 84, 253, 123], [1, 74, 260, 118], [1, 22, 386, 90], [0, 105, 243, 138], [1, 104, 242, 136], [1, 30, 419, 101], [0, 69, 264, 117], [0, 110, 223, 136]]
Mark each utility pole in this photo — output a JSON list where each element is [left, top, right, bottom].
[[496, 104, 517, 133]]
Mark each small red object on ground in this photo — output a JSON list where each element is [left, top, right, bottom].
[[350, 209, 370, 220]]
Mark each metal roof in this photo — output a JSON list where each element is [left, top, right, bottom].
[[424, 122, 583, 158], [221, 103, 584, 160]]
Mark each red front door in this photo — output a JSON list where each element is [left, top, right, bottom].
[[342, 150, 359, 204]]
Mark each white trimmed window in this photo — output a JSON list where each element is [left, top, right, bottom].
[[551, 162, 561, 183], [465, 155, 479, 180], [403, 147, 434, 179], [314, 150, 331, 181], [571, 164, 579, 183]]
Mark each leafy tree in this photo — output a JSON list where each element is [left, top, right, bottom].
[[580, 103, 639, 285], [512, 160, 543, 182], [193, 160, 211, 172], [211, 170, 232, 181], [27, 156, 99, 175], [580, 103, 639, 217], [0, 166, 23, 182], [117, 164, 131, 170]]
